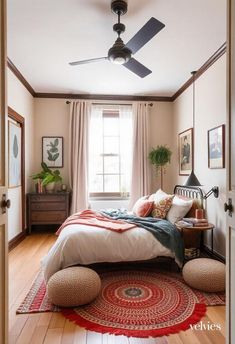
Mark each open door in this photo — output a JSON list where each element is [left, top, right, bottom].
[[0, 0, 8, 342], [226, 0, 235, 343]]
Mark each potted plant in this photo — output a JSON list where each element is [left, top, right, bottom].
[[32, 162, 62, 193], [148, 145, 172, 189]]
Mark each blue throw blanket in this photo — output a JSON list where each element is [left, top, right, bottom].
[[101, 209, 184, 267]]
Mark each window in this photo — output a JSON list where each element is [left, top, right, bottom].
[[89, 105, 133, 198]]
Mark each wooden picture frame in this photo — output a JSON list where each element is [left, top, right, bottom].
[[178, 128, 193, 175], [42, 136, 63, 168], [208, 124, 225, 169]]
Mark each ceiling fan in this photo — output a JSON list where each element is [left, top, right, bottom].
[[69, 0, 165, 78]]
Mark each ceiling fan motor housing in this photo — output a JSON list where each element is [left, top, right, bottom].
[[111, 0, 128, 15], [108, 37, 131, 64]]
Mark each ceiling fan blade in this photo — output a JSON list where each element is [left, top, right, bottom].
[[123, 58, 152, 78], [125, 17, 165, 54], [69, 57, 108, 66]]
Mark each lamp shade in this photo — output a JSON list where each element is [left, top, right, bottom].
[[185, 170, 201, 187]]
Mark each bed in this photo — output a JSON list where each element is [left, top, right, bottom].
[[41, 185, 204, 282]]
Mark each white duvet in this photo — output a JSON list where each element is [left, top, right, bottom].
[[41, 224, 174, 282]]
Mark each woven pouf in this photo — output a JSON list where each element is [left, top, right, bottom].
[[182, 258, 225, 292], [47, 267, 101, 307]]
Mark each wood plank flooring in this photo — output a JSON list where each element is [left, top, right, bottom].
[[9, 233, 226, 344]]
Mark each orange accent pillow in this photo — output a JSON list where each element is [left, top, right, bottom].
[[132, 197, 154, 217], [151, 196, 174, 219]]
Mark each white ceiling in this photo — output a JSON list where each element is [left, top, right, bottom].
[[7, 0, 226, 96]]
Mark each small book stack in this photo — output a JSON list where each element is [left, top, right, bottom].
[[182, 217, 208, 227]]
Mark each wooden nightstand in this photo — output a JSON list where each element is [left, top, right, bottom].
[[176, 223, 214, 258], [27, 192, 70, 233]]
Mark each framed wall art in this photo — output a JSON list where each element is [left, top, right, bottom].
[[208, 124, 225, 169], [178, 128, 193, 175], [8, 121, 22, 188], [42, 136, 63, 168]]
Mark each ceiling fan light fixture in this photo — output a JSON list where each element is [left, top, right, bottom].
[[112, 56, 127, 64], [108, 39, 132, 64], [108, 50, 131, 64]]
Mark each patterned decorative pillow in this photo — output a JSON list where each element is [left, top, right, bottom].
[[132, 196, 154, 217], [151, 196, 174, 218]]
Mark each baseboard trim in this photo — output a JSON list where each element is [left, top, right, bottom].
[[8, 230, 26, 251], [202, 245, 226, 263]]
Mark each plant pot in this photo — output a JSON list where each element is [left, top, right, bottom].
[[45, 182, 56, 193]]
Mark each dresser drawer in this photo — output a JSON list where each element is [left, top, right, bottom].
[[30, 195, 67, 203], [31, 211, 67, 223], [31, 202, 66, 211]]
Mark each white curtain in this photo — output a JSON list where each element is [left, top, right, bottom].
[[129, 102, 151, 208], [88, 105, 103, 194], [69, 101, 91, 213], [119, 105, 133, 196]]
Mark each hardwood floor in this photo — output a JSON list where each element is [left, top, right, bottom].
[[9, 233, 226, 344]]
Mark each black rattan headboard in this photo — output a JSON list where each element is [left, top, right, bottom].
[[174, 185, 204, 207]]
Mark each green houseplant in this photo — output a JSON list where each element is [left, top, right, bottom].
[[148, 145, 172, 189], [32, 162, 62, 192]]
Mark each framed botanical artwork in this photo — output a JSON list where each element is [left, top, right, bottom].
[[178, 128, 193, 175], [208, 124, 225, 169], [42, 136, 63, 168], [8, 121, 22, 188]]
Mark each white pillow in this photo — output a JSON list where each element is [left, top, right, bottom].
[[153, 189, 172, 202], [166, 196, 193, 224]]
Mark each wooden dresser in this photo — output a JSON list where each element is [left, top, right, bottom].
[[27, 192, 70, 233]]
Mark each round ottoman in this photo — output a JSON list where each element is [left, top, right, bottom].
[[47, 267, 101, 307], [182, 258, 225, 292]]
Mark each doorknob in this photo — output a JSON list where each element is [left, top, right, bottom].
[[1, 194, 11, 214], [224, 198, 233, 217]]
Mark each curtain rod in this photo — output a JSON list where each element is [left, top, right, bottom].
[[66, 101, 153, 107]]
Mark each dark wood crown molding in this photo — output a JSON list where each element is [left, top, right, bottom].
[[171, 42, 227, 101], [7, 58, 35, 97], [34, 93, 172, 102], [7, 42, 226, 103]]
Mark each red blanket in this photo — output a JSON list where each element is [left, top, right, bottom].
[[56, 209, 136, 235]]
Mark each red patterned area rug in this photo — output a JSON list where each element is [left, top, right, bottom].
[[17, 269, 225, 338]]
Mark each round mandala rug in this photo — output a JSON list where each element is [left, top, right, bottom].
[[62, 270, 207, 337]]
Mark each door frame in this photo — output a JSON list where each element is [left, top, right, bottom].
[[8, 107, 26, 249], [0, 0, 8, 342], [227, 0, 235, 342]]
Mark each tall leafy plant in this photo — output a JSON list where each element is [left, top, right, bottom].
[[148, 145, 172, 189]]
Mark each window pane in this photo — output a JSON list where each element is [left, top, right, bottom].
[[90, 175, 103, 192], [95, 156, 103, 174], [104, 137, 119, 154], [104, 156, 119, 173], [103, 117, 119, 136], [104, 175, 120, 192]]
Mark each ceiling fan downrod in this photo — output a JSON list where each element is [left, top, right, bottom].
[[109, 0, 131, 64]]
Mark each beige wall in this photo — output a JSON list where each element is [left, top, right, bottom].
[[7, 69, 34, 241], [172, 54, 227, 257]]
